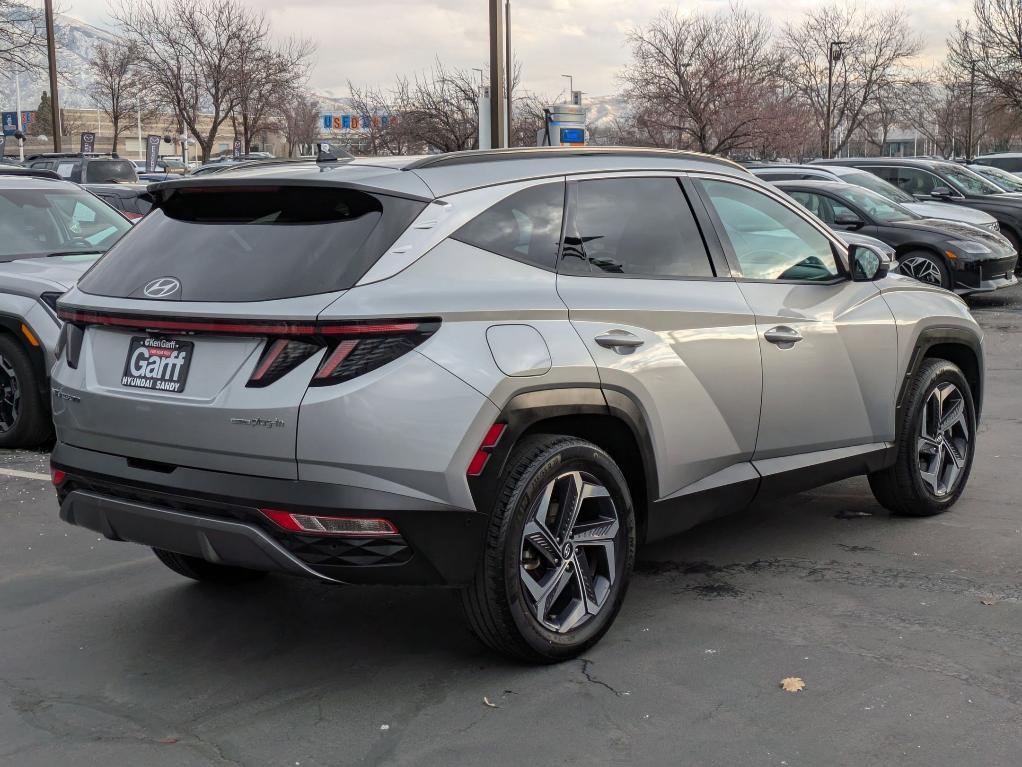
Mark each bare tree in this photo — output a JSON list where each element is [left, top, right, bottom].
[[233, 32, 314, 153], [950, 1, 1022, 116], [0, 0, 44, 72], [621, 6, 785, 155], [86, 41, 156, 154], [392, 61, 479, 153], [114, 0, 268, 162], [346, 82, 412, 155], [279, 93, 320, 157], [777, 4, 920, 156]]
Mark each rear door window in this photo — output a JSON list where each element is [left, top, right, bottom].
[[561, 177, 714, 278], [78, 185, 425, 302]]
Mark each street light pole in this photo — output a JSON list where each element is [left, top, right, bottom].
[[825, 40, 845, 159], [488, 0, 506, 149], [562, 74, 573, 100], [966, 60, 977, 161], [43, 0, 62, 151]]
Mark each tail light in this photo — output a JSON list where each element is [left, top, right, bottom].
[[261, 509, 398, 537], [51, 468, 66, 486], [56, 308, 440, 386], [122, 211, 144, 221], [310, 322, 438, 385]]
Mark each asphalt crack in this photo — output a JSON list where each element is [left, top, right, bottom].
[[579, 659, 628, 697]]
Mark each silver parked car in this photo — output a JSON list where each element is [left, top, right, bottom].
[[50, 148, 983, 662], [0, 168, 130, 446]]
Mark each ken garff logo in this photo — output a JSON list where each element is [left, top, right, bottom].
[[143, 277, 180, 298]]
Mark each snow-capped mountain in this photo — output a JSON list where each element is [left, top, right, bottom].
[[3, 12, 120, 111]]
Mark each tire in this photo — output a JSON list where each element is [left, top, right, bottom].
[[869, 359, 977, 516], [460, 435, 636, 663], [898, 250, 951, 289], [0, 334, 52, 449], [1000, 227, 1021, 273], [153, 548, 269, 584]]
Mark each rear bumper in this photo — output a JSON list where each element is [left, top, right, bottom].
[[52, 442, 487, 586]]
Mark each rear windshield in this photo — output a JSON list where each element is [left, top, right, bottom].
[[77, 186, 426, 301], [84, 160, 138, 184]]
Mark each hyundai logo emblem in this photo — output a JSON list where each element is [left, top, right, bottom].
[[143, 277, 180, 298]]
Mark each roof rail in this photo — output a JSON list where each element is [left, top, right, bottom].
[[0, 167, 61, 180], [403, 146, 746, 172]]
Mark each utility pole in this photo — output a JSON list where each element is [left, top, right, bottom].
[[488, 0, 506, 149], [44, 0, 61, 151], [825, 40, 845, 159], [966, 61, 977, 161], [505, 0, 512, 148]]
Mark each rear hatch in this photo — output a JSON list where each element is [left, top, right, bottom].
[[56, 181, 428, 479]]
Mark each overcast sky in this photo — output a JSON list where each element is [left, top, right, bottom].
[[65, 0, 965, 99]]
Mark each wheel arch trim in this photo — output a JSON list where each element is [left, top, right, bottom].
[[898, 326, 984, 424]]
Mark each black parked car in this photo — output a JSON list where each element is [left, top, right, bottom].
[[83, 183, 152, 220], [24, 153, 138, 185], [966, 163, 1022, 193], [815, 157, 1022, 259], [973, 152, 1022, 175], [776, 180, 1018, 294]]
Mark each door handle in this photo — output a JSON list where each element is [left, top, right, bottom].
[[595, 330, 644, 353], [764, 326, 803, 347]]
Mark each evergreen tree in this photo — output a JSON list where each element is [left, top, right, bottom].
[[31, 92, 52, 137]]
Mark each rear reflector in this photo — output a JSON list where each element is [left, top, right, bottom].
[[51, 468, 66, 486], [467, 423, 506, 477], [260, 509, 399, 537]]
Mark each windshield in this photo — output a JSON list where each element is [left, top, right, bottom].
[[832, 185, 918, 224], [0, 187, 132, 261], [969, 164, 1022, 192], [843, 171, 915, 204], [938, 164, 1003, 195]]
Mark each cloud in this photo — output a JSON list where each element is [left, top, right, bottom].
[[64, 0, 961, 98]]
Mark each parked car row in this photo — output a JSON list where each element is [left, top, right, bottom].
[[751, 157, 1021, 293]]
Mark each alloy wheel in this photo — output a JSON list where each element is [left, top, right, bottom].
[[918, 382, 970, 497], [900, 256, 944, 286], [519, 470, 620, 634], [0, 354, 20, 433]]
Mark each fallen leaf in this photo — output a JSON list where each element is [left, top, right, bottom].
[[980, 599, 997, 606], [483, 696, 499, 708], [157, 737, 178, 745], [780, 677, 806, 693]]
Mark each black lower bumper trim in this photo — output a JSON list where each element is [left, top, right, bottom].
[[61, 490, 335, 581], [52, 442, 488, 585]]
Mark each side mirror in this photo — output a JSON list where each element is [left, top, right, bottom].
[[849, 243, 892, 282], [930, 186, 954, 199], [834, 211, 864, 228]]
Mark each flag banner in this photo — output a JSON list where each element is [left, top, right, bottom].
[[233, 138, 242, 160], [1, 113, 16, 136], [146, 134, 161, 173], [80, 132, 96, 154]]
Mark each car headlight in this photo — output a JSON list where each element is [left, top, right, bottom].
[[947, 239, 993, 255]]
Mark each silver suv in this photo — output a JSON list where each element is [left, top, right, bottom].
[[50, 149, 983, 662]]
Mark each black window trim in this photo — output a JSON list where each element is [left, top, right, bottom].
[[689, 172, 851, 286], [555, 172, 726, 282]]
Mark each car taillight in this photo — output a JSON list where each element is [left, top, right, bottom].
[[122, 211, 143, 221], [247, 339, 321, 387], [309, 321, 440, 386], [260, 509, 398, 537], [51, 468, 66, 486]]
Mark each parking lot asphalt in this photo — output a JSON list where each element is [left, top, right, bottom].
[[1, 286, 1020, 767]]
